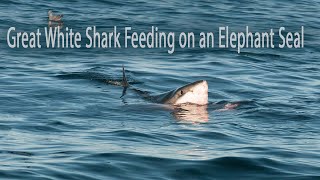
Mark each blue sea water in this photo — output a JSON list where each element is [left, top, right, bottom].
[[0, 0, 320, 179]]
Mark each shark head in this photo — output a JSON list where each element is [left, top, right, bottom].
[[160, 80, 209, 105], [119, 66, 209, 105]]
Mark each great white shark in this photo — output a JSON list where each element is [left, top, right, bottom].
[[120, 66, 209, 106], [57, 66, 240, 122]]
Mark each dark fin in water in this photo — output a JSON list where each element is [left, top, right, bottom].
[[120, 65, 129, 98], [120, 87, 128, 98], [122, 65, 129, 87]]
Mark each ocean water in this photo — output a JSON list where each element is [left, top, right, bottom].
[[0, 0, 320, 179]]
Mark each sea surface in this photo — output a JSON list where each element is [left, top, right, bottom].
[[0, 0, 320, 179]]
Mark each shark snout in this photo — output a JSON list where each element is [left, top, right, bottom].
[[197, 80, 208, 93], [191, 80, 208, 105], [173, 80, 208, 105], [193, 80, 208, 93], [200, 80, 208, 88]]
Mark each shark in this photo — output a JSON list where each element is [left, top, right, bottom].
[[57, 66, 241, 122], [120, 66, 209, 106]]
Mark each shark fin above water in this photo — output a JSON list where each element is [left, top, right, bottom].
[[122, 65, 129, 87], [120, 65, 129, 98]]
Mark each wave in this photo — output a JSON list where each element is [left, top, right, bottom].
[[11, 153, 314, 179]]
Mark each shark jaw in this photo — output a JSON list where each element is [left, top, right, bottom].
[[162, 80, 208, 105]]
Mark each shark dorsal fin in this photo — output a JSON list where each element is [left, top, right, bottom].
[[120, 65, 129, 98], [122, 65, 129, 87]]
